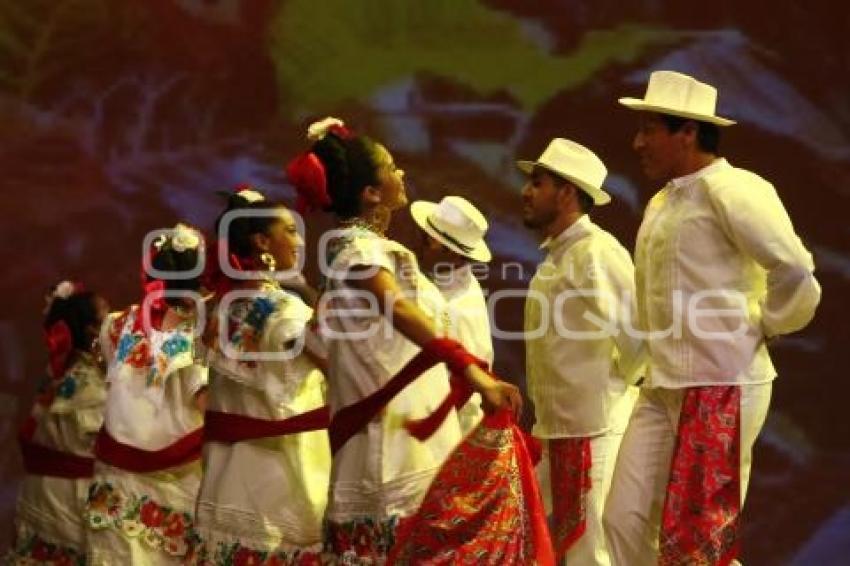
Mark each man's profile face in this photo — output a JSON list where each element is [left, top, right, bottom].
[[521, 167, 564, 230], [419, 232, 454, 274], [633, 113, 686, 183]]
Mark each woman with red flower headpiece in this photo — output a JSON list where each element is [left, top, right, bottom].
[[286, 118, 538, 564], [84, 224, 209, 564], [9, 281, 109, 565], [192, 186, 331, 564]]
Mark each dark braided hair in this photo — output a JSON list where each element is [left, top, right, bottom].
[[310, 133, 382, 219]]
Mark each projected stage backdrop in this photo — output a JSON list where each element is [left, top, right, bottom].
[[1, 1, 848, 562]]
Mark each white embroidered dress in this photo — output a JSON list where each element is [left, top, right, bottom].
[[321, 227, 462, 557], [85, 307, 207, 565], [10, 354, 106, 565], [194, 283, 330, 563]]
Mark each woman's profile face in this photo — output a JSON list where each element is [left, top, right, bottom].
[[372, 143, 407, 211]]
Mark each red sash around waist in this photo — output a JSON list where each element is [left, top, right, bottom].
[[18, 418, 94, 479], [94, 427, 203, 473], [329, 338, 482, 454], [204, 406, 330, 444]]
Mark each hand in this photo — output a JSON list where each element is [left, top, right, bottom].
[[478, 378, 522, 419]]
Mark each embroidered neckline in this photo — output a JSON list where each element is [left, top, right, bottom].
[[112, 308, 196, 390]]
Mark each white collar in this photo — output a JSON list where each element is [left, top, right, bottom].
[[670, 157, 730, 189], [540, 214, 591, 252]]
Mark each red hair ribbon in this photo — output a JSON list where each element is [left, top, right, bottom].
[[201, 239, 265, 298], [44, 320, 73, 379], [134, 279, 167, 334], [286, 152, 331, 215]]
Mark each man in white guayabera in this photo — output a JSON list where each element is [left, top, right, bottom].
[[519, 138, 644, 565], [412, 195, 495, 434], [603, 70, 822, 566]]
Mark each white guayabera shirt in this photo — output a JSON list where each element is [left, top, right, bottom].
[[635, 158, 821, 388], [525, 215, 645, 438], [432, 264, 494, 433]]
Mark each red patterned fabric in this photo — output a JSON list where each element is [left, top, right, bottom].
[[547, 437, 592, 561], [387, 410, 555, 565], [660, 386, 741, 566]]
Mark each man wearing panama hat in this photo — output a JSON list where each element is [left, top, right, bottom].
[[411, 195, 494, 433], [603, 70, 821, 566], [518, 138, 644, 565]]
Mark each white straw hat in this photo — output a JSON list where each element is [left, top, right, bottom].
[[411, 196, 491, 262], [517, 138, 611, 205], [619, 70, 736, 126]]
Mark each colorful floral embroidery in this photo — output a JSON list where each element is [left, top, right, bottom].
[[116, 332, 150, 368], [162, 334, 191, 357], [324, 515, 402, 563], [8, 529, 85, 566], [34, 358, 99, 408], [56, 375, 77, 399], [108, 310, 131, 352], [223, 296, 278, 368], [113, 309, 195, 390], [85, 481, 200, 559], [193, 539, 324, 566]]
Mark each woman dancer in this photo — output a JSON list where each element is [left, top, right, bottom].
[[10, 281, 108, 565], [85, 223, 208, 564], [287, 117, 521, 563], [194, 186, 330, 564]]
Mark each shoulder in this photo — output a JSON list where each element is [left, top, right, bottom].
[[703, 163, 776, 199]]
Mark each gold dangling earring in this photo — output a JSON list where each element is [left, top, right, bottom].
[[260, 252, 277, 272]]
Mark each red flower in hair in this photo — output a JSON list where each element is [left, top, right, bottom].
[[287, 152, 331, 215]]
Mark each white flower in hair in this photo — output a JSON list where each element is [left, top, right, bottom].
[[307, 117, 345, 142], [236, 188, 265, 203], [54, 280, 76, 299], [171, 223, 201, 253]]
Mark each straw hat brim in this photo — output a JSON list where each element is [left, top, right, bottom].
[[618, 97, 736, 126]]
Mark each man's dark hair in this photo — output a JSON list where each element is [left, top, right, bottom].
[[659, 114, 720, 154], [549, 170, 595, 214]]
